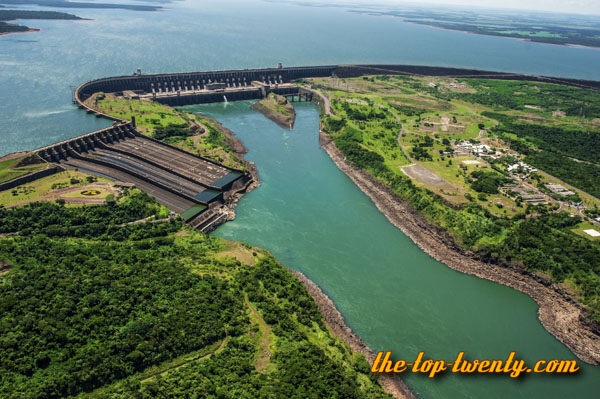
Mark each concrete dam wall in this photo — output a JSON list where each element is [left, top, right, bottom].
[[74, 64, 600, 107], [75, 65, 337, 103]]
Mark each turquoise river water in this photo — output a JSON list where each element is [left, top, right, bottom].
[[186, 101, 599, 398], [2, 0, 600, 397]]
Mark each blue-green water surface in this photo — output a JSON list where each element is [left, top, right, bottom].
[[185, 100, 600, 399]]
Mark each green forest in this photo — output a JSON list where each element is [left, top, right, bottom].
[[0, 191, 388, 398], [0, 10, 82, 21]]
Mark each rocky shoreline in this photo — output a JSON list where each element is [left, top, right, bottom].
[[318, 131, 600, 366], [290, 269, 416, 399]]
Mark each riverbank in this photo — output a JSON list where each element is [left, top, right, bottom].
[[318, 131, 600, 366], [204, 101, 414, 397], [290, 269, 416, 399]]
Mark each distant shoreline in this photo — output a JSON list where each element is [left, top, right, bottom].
[[406, 19, 600, 50], [0, 28, 40, 37], [347, 10, 600, 50], [0, 9, 92, 37]]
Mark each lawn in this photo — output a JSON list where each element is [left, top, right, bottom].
[[0, 170, 111, 207], [61, 187, 112, 199], [0, 155, 47, 183], [570, 221, 600, 241], [87, 93, 188, 136]]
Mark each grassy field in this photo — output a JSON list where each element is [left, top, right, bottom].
[[0, 170, 111, 208], [87, 93, 245, 170], [571, 221, 600, 241], [259, 93, 295, 118], [61, 187, 112, 199], [0, 154, 47, 183], [86, 93, 187, 136]]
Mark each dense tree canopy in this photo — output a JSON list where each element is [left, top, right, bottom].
[[0, 193, 388, 398]]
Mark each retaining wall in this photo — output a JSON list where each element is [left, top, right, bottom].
[[0, 165, 63, 192]]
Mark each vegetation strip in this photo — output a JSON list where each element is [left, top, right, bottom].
[[290, 269, 415, 399]]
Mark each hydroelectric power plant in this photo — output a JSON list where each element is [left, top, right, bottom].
[[7, 64, 600, 232]]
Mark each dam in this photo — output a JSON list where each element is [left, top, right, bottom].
[[10, 63, 600, 233], [33, 121, 248, 231], [74, 63, 600, 110]]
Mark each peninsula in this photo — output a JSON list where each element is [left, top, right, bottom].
[[251, 92, 296, 129], [0, 10, 83, 36]]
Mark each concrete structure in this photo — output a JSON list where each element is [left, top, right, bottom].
[[455, 141, 499, 157], [44, 64, 600, 230], [74, 64, 600, 110], [502, 184, 547, 205], [35, 123, 249, 230], [507, 161, 537, 175], [545, 183, 576, 197]]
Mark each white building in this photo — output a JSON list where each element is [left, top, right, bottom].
[[507, 161, 537, 174]]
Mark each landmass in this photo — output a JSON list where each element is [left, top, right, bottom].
[[0, 82, 405, 397], [361, 9, 600, 48], [0, 10, 84, 36], [303, 74, 600, 364], [251, 92, 296, 129], [3, 64, 600, 398], [277, 1, 600, 48], [0, 0, 162, 12], [0, 192, 392, 398]]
